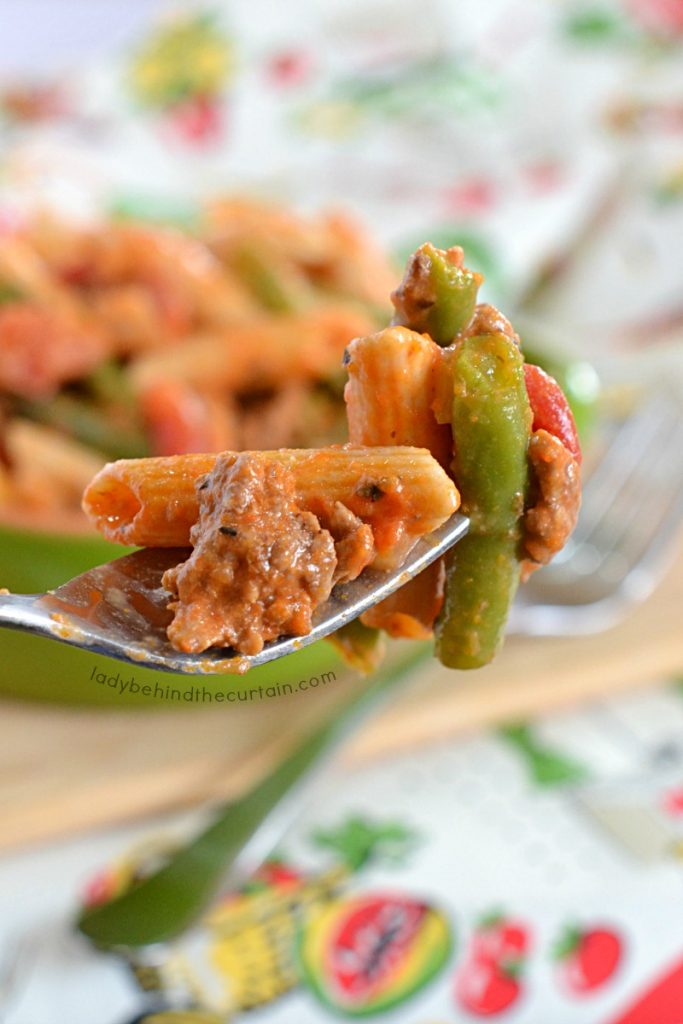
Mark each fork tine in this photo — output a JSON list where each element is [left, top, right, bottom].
[[513, 394, 683, 635], [552, 399, 681, 569], [592, 417, 683, 560], [575, 398, 679, 544]]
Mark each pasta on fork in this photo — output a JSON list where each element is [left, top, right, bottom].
[[84, 445, 459, 656], [83, 241, 582, 669]]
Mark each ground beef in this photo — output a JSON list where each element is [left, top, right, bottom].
[[391, 250, 441, 330], [320, 500, 375, 585], [163, 454, 337, 655], [522, 429, 581, 579], [462, 303, 520, 346], [163, 453, 374, 655]]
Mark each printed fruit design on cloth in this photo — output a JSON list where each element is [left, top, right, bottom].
[[79, 817, 433, 1014], [499, 723, 588, 787], [455, 912, 531, 1017], [207, 817, 422, 1011], [135, 1014, 223, 1024], [206, 856, 346, 1010], [299, 891, 452, 1015], [608, 957, 683, 1023], [661, 785, 683, 816], [554, 924, 623, 994], [128, 12, 234, 144]]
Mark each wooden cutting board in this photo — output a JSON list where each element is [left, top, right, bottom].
[[1, 544, 682, 852]]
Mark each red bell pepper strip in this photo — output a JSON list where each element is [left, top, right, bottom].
[[141, 379, 215, 456], [524, 363, 582, 465]]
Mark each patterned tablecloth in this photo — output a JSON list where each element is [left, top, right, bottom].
[[1, 0, 682, 367], [1, 1, 682, 1021], [2, 679, 683, 1022]]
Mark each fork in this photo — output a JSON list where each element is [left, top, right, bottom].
[[0, 512, 469, 675], [1, 397, 680, 672], [508, 395, 683, 636]]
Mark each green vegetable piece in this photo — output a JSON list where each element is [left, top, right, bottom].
[[435, 333, 531, 669], [437, 533, 521, 670], [20, 395, 149, 461], [232, 245, 305, 313], [327, 619, 385, 674], [0, 281, 25, 305], [391, 242, 481, 346], [448, 333, 531, 536], [85, 359, 137, 407]]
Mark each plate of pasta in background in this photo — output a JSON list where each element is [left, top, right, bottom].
[[0, 197, 587, 702], [0, 199, 401, 704]]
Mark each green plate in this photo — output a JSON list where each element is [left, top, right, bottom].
[[0, 524, 342, 708]]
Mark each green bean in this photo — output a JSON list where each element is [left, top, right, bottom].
[[328, 619, 386, 674], [0, 281, 25, 305], [19, 395, 149, 461], [391, 242, 481, 345], [232, 245, 308, 313], [435, 333, 531, 669], [85, 359, 137, 406], [449, 334, 531, 535], [436, 534, 520, 670]]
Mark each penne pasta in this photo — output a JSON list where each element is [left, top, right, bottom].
[[1, 201, 400, 531], [83, 445, 460, 567], [345, 326, 452, 467], [202, 199, 396, 310], [202, 196, 333, 267], [1, 419, 105, 530], [345, 326, 453, 635], [0, 237, 82, 318], [129, 306, 377, 395], [317, 212, 398, 308], [361, 558, 445, 639]]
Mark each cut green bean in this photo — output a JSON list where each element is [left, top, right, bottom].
[[19, 395, 149, 461], [391, 242, 481, 345], [435, 333, 531, 669], [449, 334, 530, 536], [0, 281, 25, 305], [328, 619, 386, 675], [437, 534, 521, 670], [232, 245, 308, 313]]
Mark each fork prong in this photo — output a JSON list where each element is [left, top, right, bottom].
[[516, 394, 683, 630], [0, 511, 470, 674], [575, 398, 680, 544], [580, 411, 683, 565]]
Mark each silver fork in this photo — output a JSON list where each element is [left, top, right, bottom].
[[0, 513, 469, 675], [509, 395, 683, 636], [0, 399, 680, 671]]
